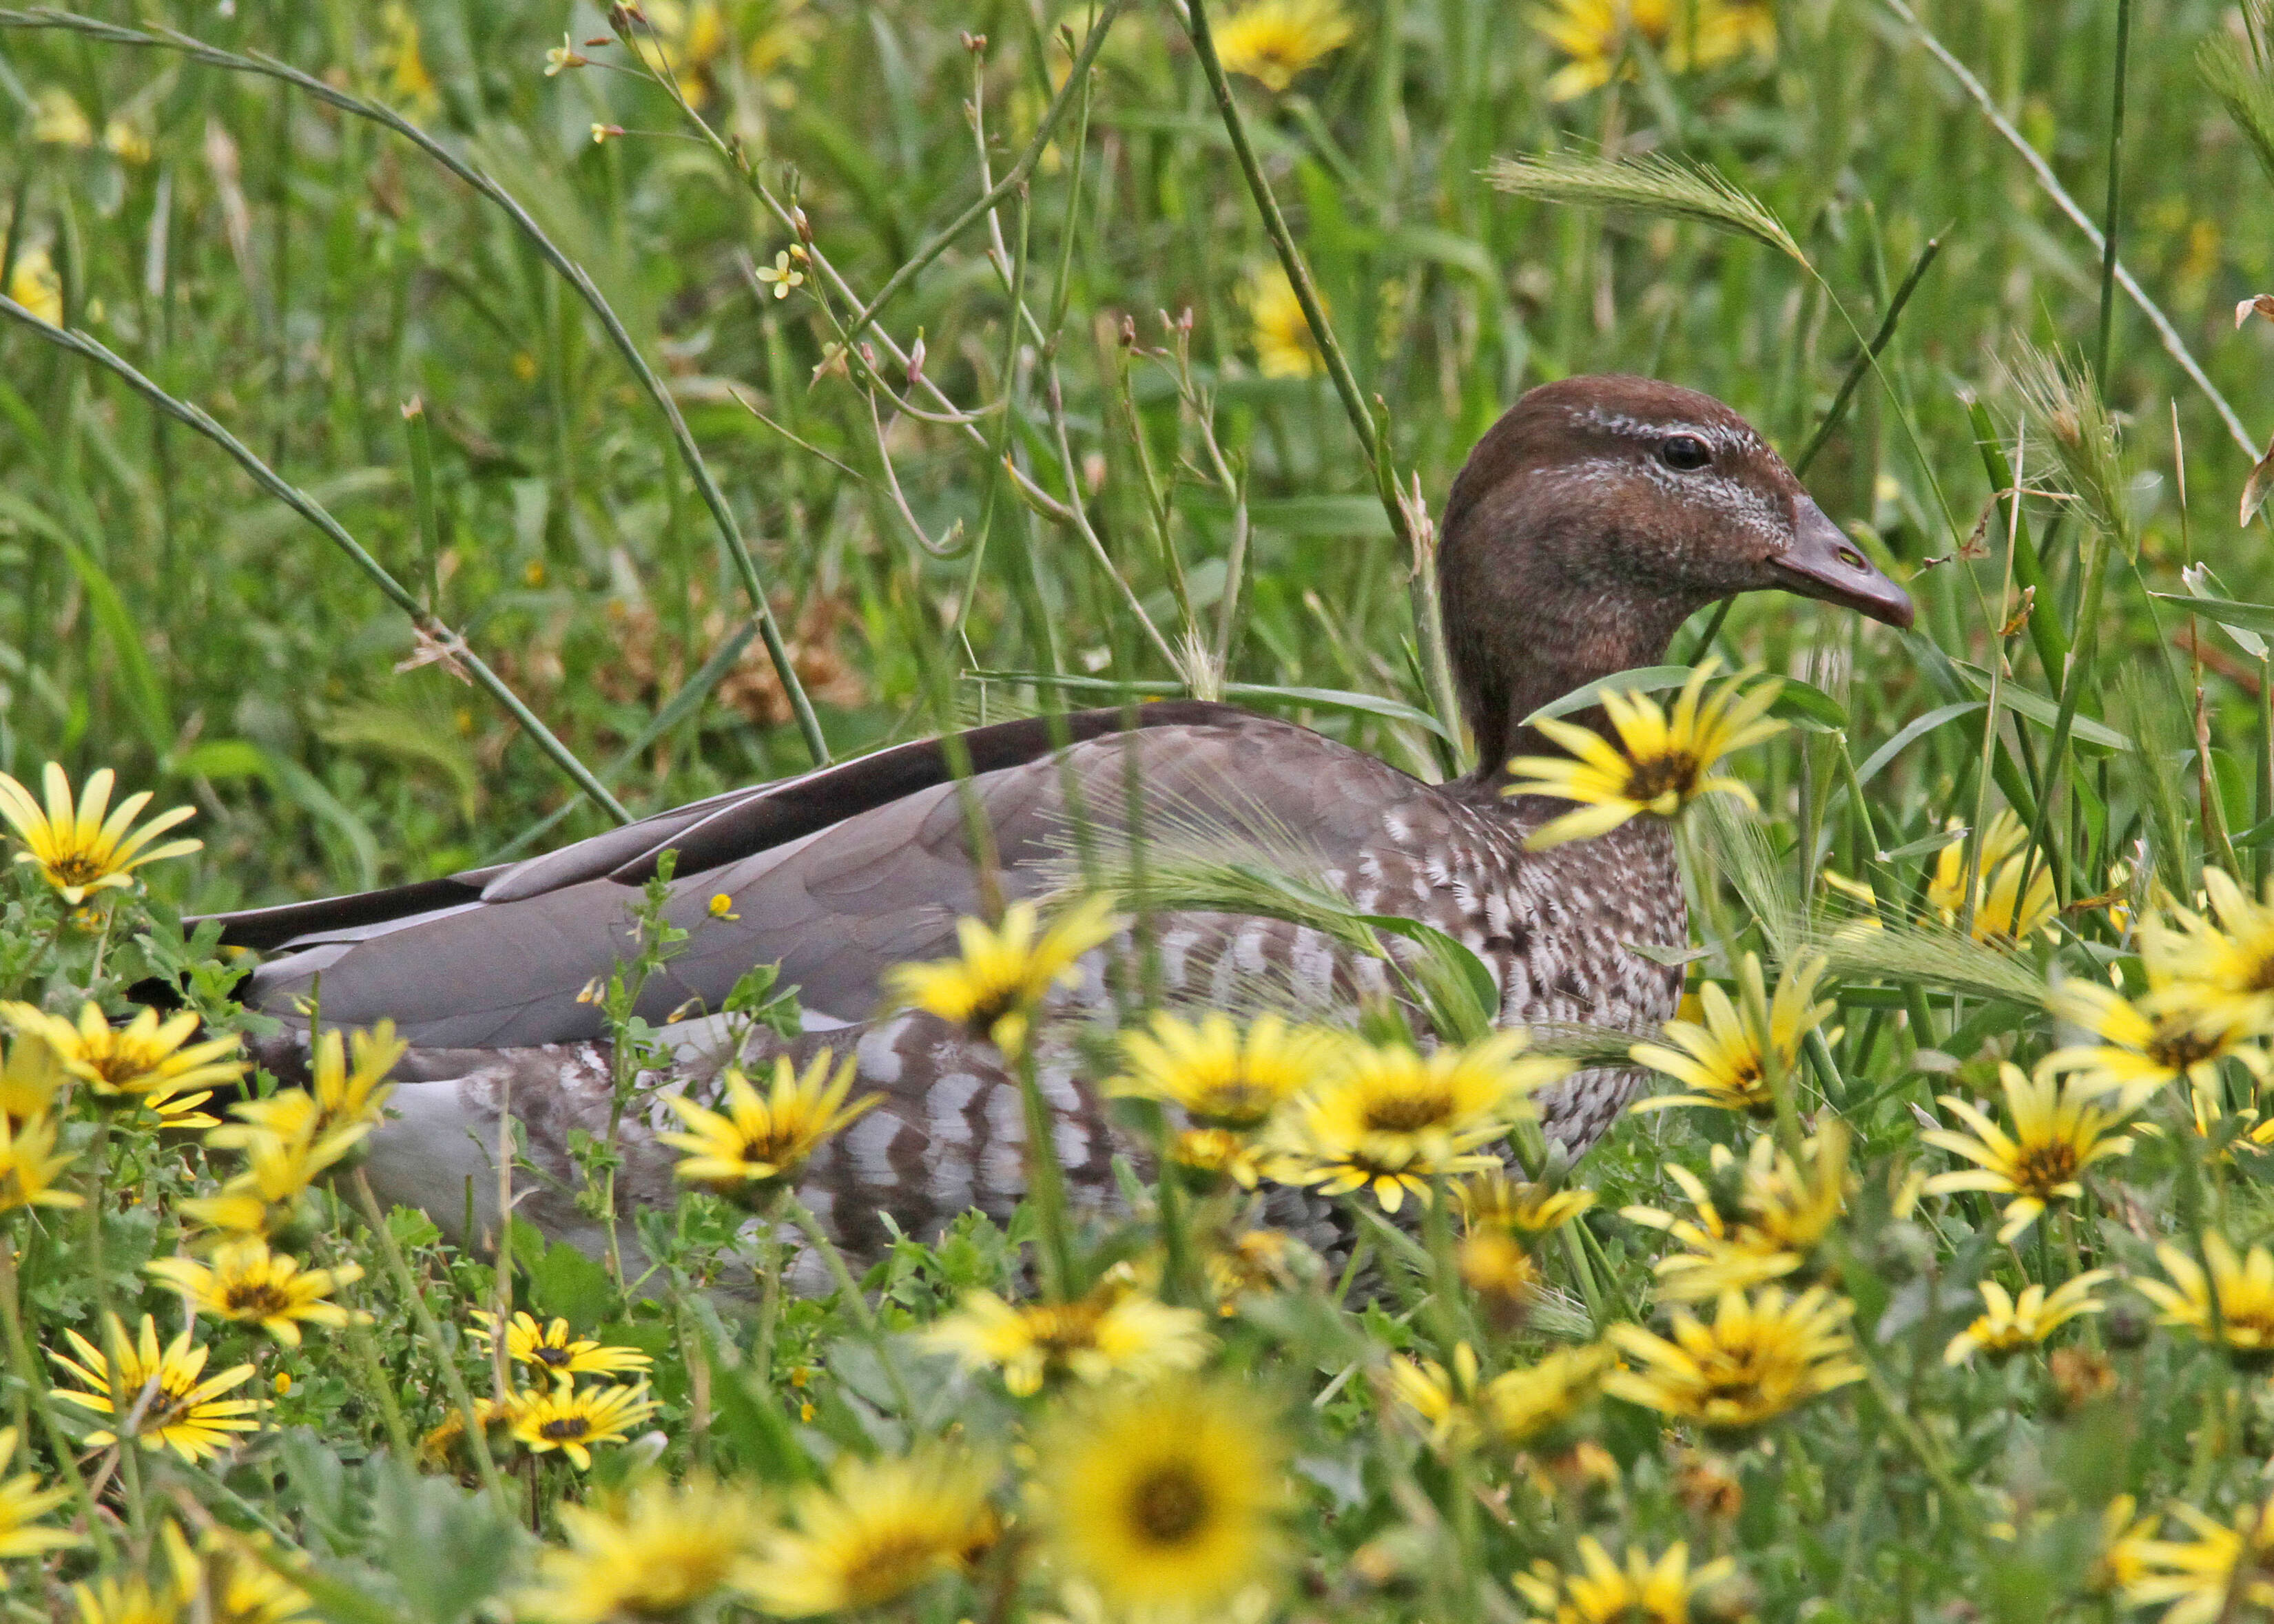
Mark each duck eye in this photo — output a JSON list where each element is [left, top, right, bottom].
[[1659, 435, 1712, 471]]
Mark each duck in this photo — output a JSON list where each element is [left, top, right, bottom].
[[198, 375, 1912, 1276]]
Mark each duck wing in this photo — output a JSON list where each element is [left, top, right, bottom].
[[200, 700, 1433, 1061]]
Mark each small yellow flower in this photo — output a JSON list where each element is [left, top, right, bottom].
[[1458, 1169, 1598, 1241], [925, 1282, 1212, 1397], [735, 1446, 998, 1617], [1032, 1377, 1289, 1617], [544, 32, 588, 74], [1926, 809, 2057, 945], [707, 892, 739, 919], [1109, 1010, 1334, 1129], [50, 1313, 258, 1464], [660, 1050, 876, 1196], [2045, 978, 2266, 1109], [1943, 1271, 2111, 1364], [2094, 1494, 2162, 1594], [2136, 1233, 2274, 1366], [1920, 1061, 2133, 1245], [2123, 1494, 2274, 1622], [1201, 1228, 1300, 1310], [0, 1426, 74, 1561], [754, 250, 805, 300], [1629, 952, 1830, 1119], [30, 86, 94, 147], [884, 895, 1119, 1056], [1512, 1536, 1738, 1624], [382, 1, 440, 116], [517, 1473, 763, 1624], [591, 123, 623, 144], [469, 1310, 652, 1388], [0, 763, 200, 904], [1481, 1342, 1620, 1451], [0, 1108, 81, 1214], [1213, 0, 1354, 92], [146, 1239, 366, 1347], [1534, 0, 1776, 102], [1243, 263, 1325, 379], [1, 1001, 244, 1104], [1458, 1229, 1541, 1316], [1506, 661, 1784, 851], [1273, 1031, 1568, 1212], [508, 1383, 658, 1470], [6, 245, 62, 326], [1168, 1127, 1270, 1190], [1606, 1287, 1863, 1442], [1622, 1122, 1849, 1301]]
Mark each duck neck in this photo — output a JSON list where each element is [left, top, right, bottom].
[[1456, 592, 1704, 793]]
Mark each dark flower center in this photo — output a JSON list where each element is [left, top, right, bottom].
[[1363, 1089, 1454, 1134], [2149, 1027, 2224, 1071], [2014, 1142, 2081, 1194], [223, 1281, 293, 1318], [531, 1345, 572, 1368], [1127, 1462, 1211, 1548], [1624, 752, 1701, 803], [539, 1415, 593, 1442], [50, 852, 106, 885], [839, 1533, 941, 1608]]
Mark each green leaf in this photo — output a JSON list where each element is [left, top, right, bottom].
[[1359, 915, 1499, 1043], [172, 737, 276, 783], [1854, 702, 1983, 789], [1944, 660, 2133, 752], [526, 1233, 622, 1328], [2152, 589, 2274, 636]]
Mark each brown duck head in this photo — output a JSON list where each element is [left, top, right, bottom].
[[1438, 374, 1913, 774]]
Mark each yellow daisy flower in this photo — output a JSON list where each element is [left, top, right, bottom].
[[660, 1050, 876, 1198], [2142, 867, 2274, 1037], [1920, 1061, 2133, 1245], [882, 895, 1120, 1057], [1481, 1342, 1620, 1452], [0, 1001, 244, 1105], [1243, 263, 1325, 379], [1273, 1031, 1569, 1212], [0, 1107, 81, 1214], [1200, 1227, 1302, 1311], [1109, 1010, 1334, 1129], [1622, 1122, 1849, 1301], [2124, 1495, 2274, 1623], [1385, 1342, 1484, 1449], [2136, 1233, 2274, 1366], [1943, 1271, 2111, 1364], [925, 1281, 1212, 1397], [517, 1472, 764, 1624], [1513, 1535, 1738, 1624], [1167, 1127, 1270, 1191], [0, 762, 200, 904], [1629, 952, 1830, 1119], [1925, 809, 2057, 946], [469, 1310, 652, 1388], [735, 1447, 998, 1617], [1032, 1377, 1288, 1617], [167, 1521, 313, 1624], [508, 1382, 658, 1471], [1505, 661, 1784, 851], [71, 1562, 194, 1624], [50, 1313, 259, 1464], [0, 1426, 74, 1560], [1606, 1286, 1864, 1442], [418, 1394, 525, 1479], [0, 1030, 64, 1123], [180, 1110, 340, 1238], [2094, 1493, 2162, 1594], [307, 1021, 406, 1136], [1459, 1229, 1542, 1322], [1214, 0, 1354, 92], [146, 1238, 367, 1347], [2045, 978, 2265, 1109]]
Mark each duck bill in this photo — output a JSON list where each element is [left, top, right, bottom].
[[1767, 497, 1915, 630]]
